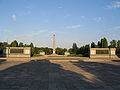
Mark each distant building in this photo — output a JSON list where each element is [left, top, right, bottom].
[[40, 51, 45, 55], [3, 47, 31, 57], [64, 52, 70, 56], [90, 48, 118, 58]]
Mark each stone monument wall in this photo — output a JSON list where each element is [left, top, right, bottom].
[[3, 47, 31, 57], [90, 48, 118, 58]]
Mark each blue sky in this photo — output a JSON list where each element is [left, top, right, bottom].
[[0, 0, 120, 48]]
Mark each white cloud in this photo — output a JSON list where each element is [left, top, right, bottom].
[[66, 25, 81, 29], [11, 14, 16, 21], [93, 17, 102, 22], [107, 1, 120, 9]]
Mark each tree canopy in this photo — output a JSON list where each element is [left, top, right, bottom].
[[55, 48, 67, 55], [19, 42, 24, 47], [10, 40, 18, 47], [101, 38, 108, 48], [110, 40, 117, 48], [91, 42, 97, 48]]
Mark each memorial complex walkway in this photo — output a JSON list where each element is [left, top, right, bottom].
[[0, 57, 120, 90]]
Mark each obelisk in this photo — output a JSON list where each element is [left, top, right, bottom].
[[53, 34, 56, 54]]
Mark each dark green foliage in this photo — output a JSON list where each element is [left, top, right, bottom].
[[31, 47, 40, 56], [30, 43, 34, 48], [2, 42, 9, 47], [24, 44, 30, 47], [10, 40, 18, 47], [40, 47, 53, 55], [68, 48, 73, 54], [98, 41, 101, 48], [116, 40, 120, 57], [101, 38, 108, 48], [68, 43, 78, 54], [68, 54, 84, 57], [30, 47, 53, 56], [117, 40, 120, 48], [110, 40, 117, 48], [91, 42, 97, 48], [72, 43, 78, 54], [0, 42, 3, 55], [19, 42, 24, 47], [32, 54, 43, 57], [55, 48, 67, 55], [68, 43, 90, 57], [0, 42, 9, 55], [78, 44, 90, 57], [83, 44, 90, 56]]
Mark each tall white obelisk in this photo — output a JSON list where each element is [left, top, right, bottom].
[[53, 34, 56, 54]]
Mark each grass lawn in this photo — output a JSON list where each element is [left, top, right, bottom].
[[32, 54, 43, 57], [68, 54, 84, 57]]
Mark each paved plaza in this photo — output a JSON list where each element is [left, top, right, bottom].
[[0, 57, 120, 90]]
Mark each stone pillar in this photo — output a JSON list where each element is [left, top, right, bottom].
[[53, 34, 56, 54]]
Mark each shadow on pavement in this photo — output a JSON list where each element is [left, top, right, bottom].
[[112, 60, 120, 62], [0, 60, 120, 89], [72, 61, 120, 89], [0, 59, 6, 64]]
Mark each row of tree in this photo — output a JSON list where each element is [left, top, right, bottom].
[[68, 43, 90, 56], [91, 38, 120, 48], [0, 38, 120, 56], [10, 40, 34, 47], [0, 40, 54, 56], [68, 38, 120, 57]]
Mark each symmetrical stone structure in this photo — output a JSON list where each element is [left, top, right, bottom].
[[90, 48, 117, 58], [3, 47, 31, 57]]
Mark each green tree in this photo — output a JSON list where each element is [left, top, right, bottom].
[[40, 47, 53, 55], [101, 38, 104, 48], [72, 43, 78, 54], [91, 42, 96, 48], [68, 48, 73, 54], [117, 40, 120, 48], [24, 44, 30, 47], [84, 44, 90, 56], [103, 38, 108, 48], [97, 41, 101, 48], [55, 48, 67, 55], [10, 40, 18, 47], [78, 44, 90, 57], [2, 42, 9, 47], [19, 42, 24, 47], [0, 42, 9, 55], [32, 47, 39, 54], [30, 43, 34, 48], [0, 42, 3, 55], [110, 40, 117, 48], [116, 40, 120, 57], [101, 38, 108, 48]]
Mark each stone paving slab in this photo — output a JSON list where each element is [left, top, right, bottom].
[[0, 59, 120, 90]]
